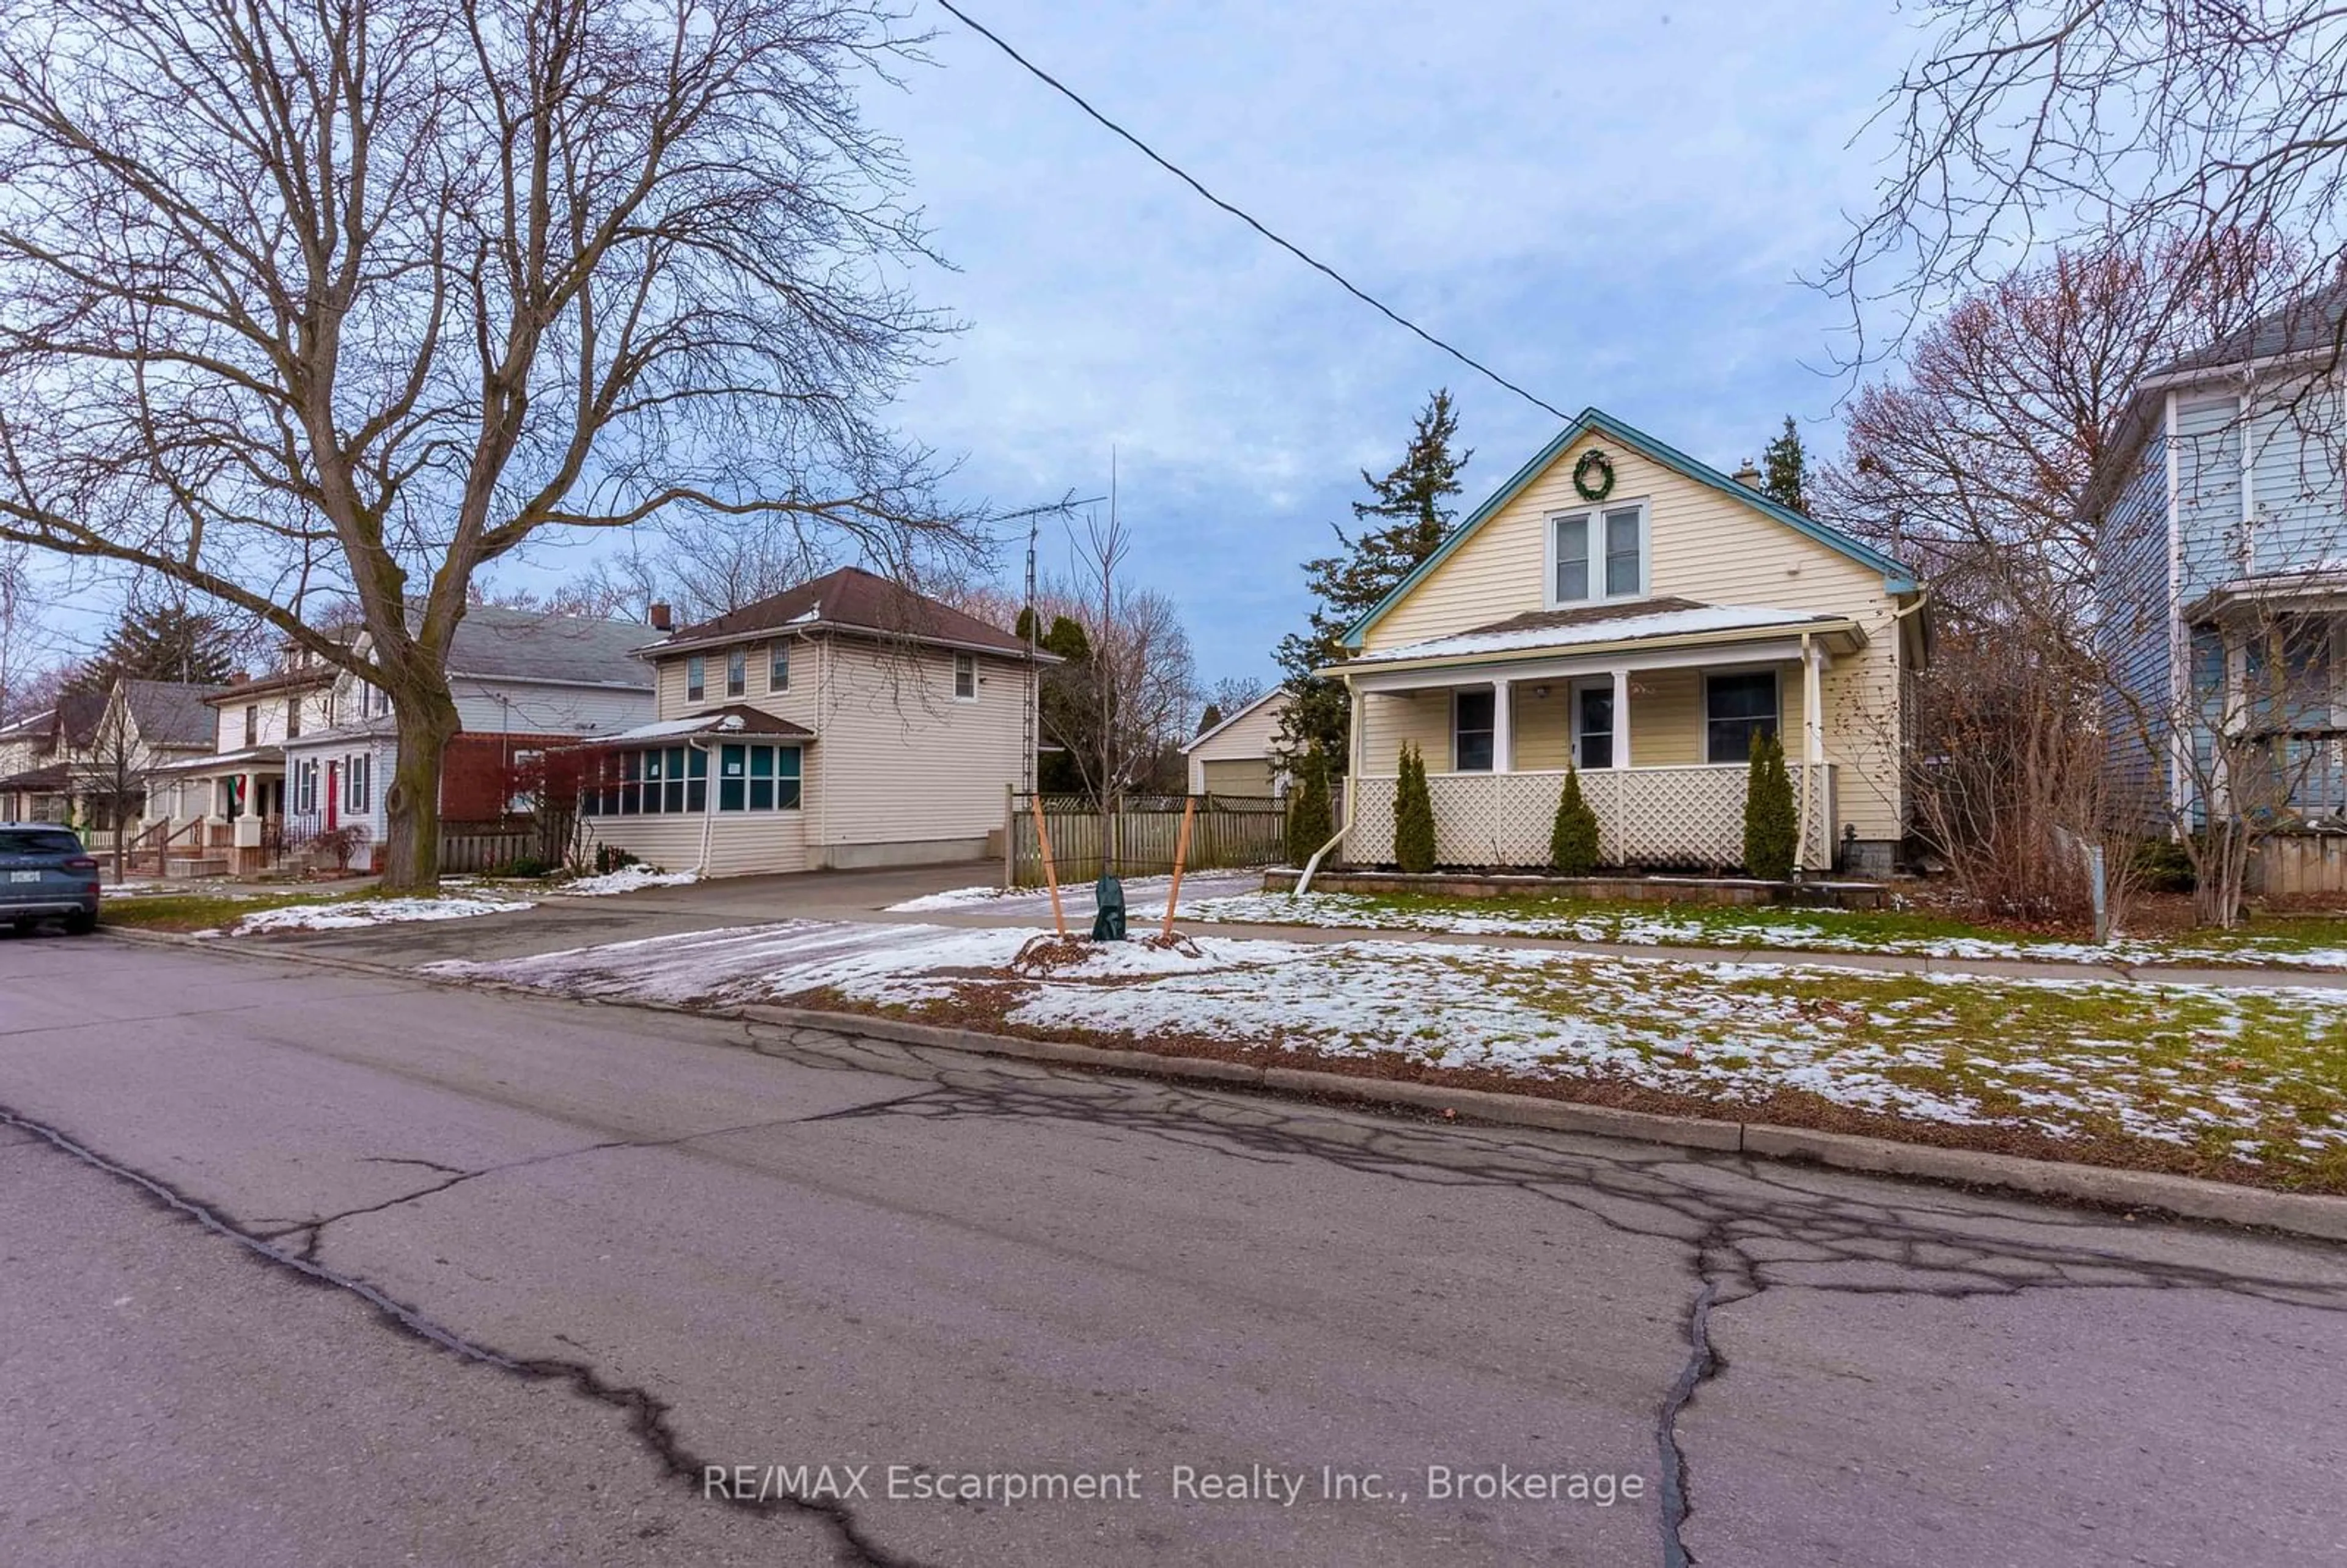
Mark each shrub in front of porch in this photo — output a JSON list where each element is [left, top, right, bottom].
[[1550, 764, 1600, 876], [1285, 746, 1333, 866], [1394, 744, 1437, 873], [1743, 731, 1798, 880]]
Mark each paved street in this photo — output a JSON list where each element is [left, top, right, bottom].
[[5, 929, 2347, 1566]]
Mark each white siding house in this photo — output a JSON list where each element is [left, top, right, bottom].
[[574, 566, 1046, 877]]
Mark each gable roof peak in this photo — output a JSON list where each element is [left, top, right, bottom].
[[1339, 405, 1917, 649]]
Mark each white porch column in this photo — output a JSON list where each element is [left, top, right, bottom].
[[1611, 668, 1631, 768], [1491, 679, 1513, 772], [1801, 642, 1827, 871], [1346, 678, 1365, 826]]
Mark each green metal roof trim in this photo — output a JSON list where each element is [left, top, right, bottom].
[[1340, 407, 1920, 650]]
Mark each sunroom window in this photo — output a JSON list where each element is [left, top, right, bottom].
[[715, 743, 803, 811], [1552, 504, 1646, 603]]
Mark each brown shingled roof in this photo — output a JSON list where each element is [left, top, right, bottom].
[[1450, 597, 1710, 639], [659, 566, 1029, 657]]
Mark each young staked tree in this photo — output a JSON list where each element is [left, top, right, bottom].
[[1392, 742, 1436, 873], [0, 0, 975, 892], [1758, 417, 1810, 513], [1273, 389, 1471, 774]]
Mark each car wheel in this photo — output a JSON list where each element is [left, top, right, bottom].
[[62, 910, 97, 936], [9, 917, 35, 936]]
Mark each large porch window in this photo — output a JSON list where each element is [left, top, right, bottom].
[[1453, 690, 1495, 771], [1704, 670, 1780, 763]]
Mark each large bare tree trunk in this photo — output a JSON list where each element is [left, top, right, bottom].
[[380, 683, 460, 894]]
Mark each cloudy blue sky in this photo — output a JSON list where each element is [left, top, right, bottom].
[[849, 0, 1929, 684], [24, 1, 1937, 683]]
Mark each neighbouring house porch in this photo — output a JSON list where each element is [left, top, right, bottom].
[[139, 747, 288, 874], [1334, 603, 1870, 873]]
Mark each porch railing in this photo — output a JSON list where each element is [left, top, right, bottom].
[[1345, 764, 1837, 873]]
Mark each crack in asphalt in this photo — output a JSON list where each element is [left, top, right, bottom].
[[743, 1020, 2347, 1567], [0, 1101, 927, 1568], [13, 989, 2347, 1568]]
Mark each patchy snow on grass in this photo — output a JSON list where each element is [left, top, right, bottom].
[[1175, 889, 2347, 971], [891, 872, 1263, 919], [557, 865, 700, 897], [235, 895, 532, 934], [425, 917, 2347, 1176]]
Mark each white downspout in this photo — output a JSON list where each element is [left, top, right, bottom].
[[692, 738, 714, 875]]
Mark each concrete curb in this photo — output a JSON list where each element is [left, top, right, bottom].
[[101, 928, 2347, 1244], [740, 1003, 2347, 1242]]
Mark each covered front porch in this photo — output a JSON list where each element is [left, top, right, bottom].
[[139, 747, 287, 874], [1335, 604, 1862, 873]]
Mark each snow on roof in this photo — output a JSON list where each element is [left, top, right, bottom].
[[1351, 603, 1845, 665], [584, 705, 815, 744]]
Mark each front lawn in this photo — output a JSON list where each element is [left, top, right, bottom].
[[426, 919, 2347, 1193], [1175, 888, 2347, 970]]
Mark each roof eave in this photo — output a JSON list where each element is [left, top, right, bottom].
[[1320, 617, 1867, 678]]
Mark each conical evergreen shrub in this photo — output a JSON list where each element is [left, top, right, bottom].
[[1549, 763, 1601, 876], [1394, 742, 1438, 872], [1285, 746, 1333, 867], [1742, 729, 1799, 881]]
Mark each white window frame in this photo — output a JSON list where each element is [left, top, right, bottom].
[[345, 752, 371, 813], [725, 647, 747, 699], [952, 652, 977, 702], [1544, 497, 1651, 608], [1700, 668, 1782, 765], [1568, 677, 1617, 770], [685, 655, 706, 703], [1451, 688, 1495, 773], [767, 642, 790, 694]]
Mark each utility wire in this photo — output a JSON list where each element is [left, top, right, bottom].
[[930, 0, 1574, 424]]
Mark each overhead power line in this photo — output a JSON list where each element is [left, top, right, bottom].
[[930, 0, 1573, 424]]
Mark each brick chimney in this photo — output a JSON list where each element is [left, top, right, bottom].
[[648, 603, 672, 632]]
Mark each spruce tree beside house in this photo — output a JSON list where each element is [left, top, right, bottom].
[[1285, 746, 1333, 868], [1550, 764, 1601, 876], [1394, 743, 1438, 873], [1742, 730, 1799, 881]]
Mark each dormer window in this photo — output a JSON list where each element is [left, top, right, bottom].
[[1551, 502, 1648, 604]]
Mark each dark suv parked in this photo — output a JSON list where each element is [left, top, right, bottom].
[[0, 824, 100, 935]]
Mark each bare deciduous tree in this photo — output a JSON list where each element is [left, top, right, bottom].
[[0, 0, 977, 890], [1032, 513, 1197, 810], [1828, 0, 2343, 362]]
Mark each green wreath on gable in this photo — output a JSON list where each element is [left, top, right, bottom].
[[1572, 449, 1615, 502]]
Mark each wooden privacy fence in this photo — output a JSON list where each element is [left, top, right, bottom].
[[438, 825, 538, 874], [1007, 792, 1286, 887]]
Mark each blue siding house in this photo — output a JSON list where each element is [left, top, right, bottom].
[[2098, 285, 2347, 834]]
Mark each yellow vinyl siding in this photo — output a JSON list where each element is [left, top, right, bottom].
[[1353, 431, 1908, 841]]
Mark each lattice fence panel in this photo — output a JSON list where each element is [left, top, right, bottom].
[[1347, 775, 1397, 864], [1425, 774, 1496, 864], [1494, 774, 1560, 865]]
